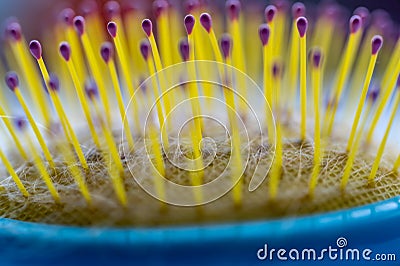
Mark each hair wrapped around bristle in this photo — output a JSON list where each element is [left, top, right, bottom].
[[0, 0, 399, 226]]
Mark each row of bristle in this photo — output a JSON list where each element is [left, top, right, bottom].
[[0, 0, 399, 208]]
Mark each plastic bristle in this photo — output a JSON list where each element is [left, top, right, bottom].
[[5, 71, 19, 91]]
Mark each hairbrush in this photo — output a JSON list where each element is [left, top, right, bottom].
[[0, 0, 399, 265]]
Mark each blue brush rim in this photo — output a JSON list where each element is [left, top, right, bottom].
[[1, 196, 399, 265]]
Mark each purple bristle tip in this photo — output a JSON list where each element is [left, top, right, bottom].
[[59, 42, 71, 61], [184, 15, 195, 35], [397, 74, 400, 88], [258, 24, 270, 46], [5, 71, 19, 91], [200, 13, 212, 33], [350, 15, 362, 34], [59, 8, 75, 26], [15, 117, 27, 131], [73, 16, 85, 36], [312, 49, 322, 68], [220, 34, 232, 59], [179, 38, 190, 61], [368, 89, 380, 102], [153, 0, 168, 18], [292, 2, 305, 19], [354, 7, 370, 27], [265, 5, 277, 23], [85, 79, 98, 99], [185, 0, 199, 13], [107, 22, 117, 38], [100, 42, 114, 63], [226, 0, 241, 21], [273, 0, 289, 12], [142, 19, 153, 37], [371, 35, 383, 55], [29, 40, 42, 60], [272, 62, 281, 78], [48, 73, 60, 92], [105, 1, 121, 18], [6, 22, 22, 41], [80, 0, 98, 16], [140, 40, 150, 60], [296, 17, 308, 37]]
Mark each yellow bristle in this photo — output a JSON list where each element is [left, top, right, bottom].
[[261, 26, 273, 109], [148, 124, 166, 208], [369, 81, 400, 184], [365, 38, 400, 143], [105, 155, 127, 207], [220, 35, 243, 207], [14, 121, 60, 203], [193, 11, 214, 107], [200, 13, 223, 64], [308, 49, 323, 196], [227, 1, 247, 114], [107, 22, 141, 134], [0, 106, 28, 159], [30, 41, 88, 169], [59, 42, 101, 148], [346, 10, 376, 110], [73, 16, 112, 127], [345, 36, 383, 152], [5, 72, 55, 168], [0, 147, 29, 197], [265, 5, 277, 60], [273, 4, 288, 60], [88, 87, 124, 173], [244, 8, 262, 81], [124, 8, 146, 76], [324, 15, 363, 136], [105, 1, 131, 67], [58, 142, 92, 205], [269, 62, 283, 200], [140, 40, 169, 150], [142, 19, 172, 128], [258, 24, 275, 145], [101, 42, 135, 150], [182, 16, 205, 204], [285, 7, 301, 115], [297, 17, 308, 141], [310, 9, 334, 66], [6, 25, 51, 126], [59, 8, 87, 84], [85, 84, 126, 206], [340, 92, 375, 190], [155, 1, 173, 68], [184, 15, 204, 134], [84, 4, 107, 58]]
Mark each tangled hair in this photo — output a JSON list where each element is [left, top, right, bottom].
[[0, 123, 398, 227]]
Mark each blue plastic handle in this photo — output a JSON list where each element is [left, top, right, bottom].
[[0, 196, 399, 265]]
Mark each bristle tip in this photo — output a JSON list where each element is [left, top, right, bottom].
[[258, 24, 270, 46], [200, 13, 212, 33], [29, 40, 42, 60], [107, 21, 117, 38], [5, 71, 19, 91], [296, 17, 308, 37], [184, 15, 195, 35]]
